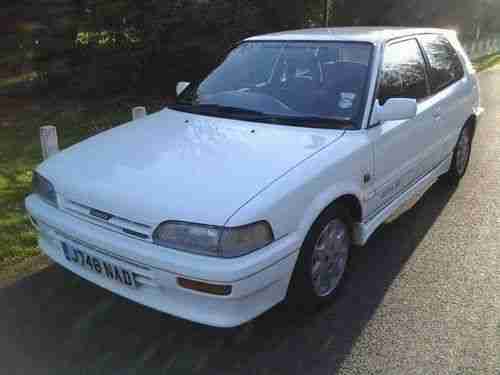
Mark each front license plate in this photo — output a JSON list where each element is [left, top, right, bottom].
[[62, 242, 137, 289]]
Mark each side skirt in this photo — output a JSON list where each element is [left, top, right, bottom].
[[352, 154, 453, 246]]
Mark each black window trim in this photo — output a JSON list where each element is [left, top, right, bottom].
[[415, 38, 433, 101]]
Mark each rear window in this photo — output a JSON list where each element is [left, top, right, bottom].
[[419, 35, 465, 92]]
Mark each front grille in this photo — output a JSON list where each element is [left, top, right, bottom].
[[61, 198, 153, 241]]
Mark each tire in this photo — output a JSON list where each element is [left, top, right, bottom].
[[287, 204, 352, 311], [445, 124, 473, 185]]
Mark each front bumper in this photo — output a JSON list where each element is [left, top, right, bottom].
[[25, 195, 301, 327]]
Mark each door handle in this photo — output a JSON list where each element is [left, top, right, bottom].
[[433, 111, 441, 120]]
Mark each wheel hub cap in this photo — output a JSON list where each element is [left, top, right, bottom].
[[311, 219, 350, 297]]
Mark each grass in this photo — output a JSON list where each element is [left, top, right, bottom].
[[0, 72, 37, 89], [0, 93, 146, 276], [473, 52, 500, 72]]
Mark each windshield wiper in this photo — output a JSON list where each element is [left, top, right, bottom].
[[170, 103, 266, 117], [262, 115, 355, 129], [170, 103, 355, 129]]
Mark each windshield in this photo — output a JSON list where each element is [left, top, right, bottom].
[[172, 41, 373, 129]]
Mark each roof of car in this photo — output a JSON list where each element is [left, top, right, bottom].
[[245, 27, 454, 44]]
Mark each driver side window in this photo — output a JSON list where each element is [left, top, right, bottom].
[[378, 39, 429, 104]]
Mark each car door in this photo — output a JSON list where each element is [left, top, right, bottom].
[[418, 34, 471, 162], [365, 38, 442, 218]]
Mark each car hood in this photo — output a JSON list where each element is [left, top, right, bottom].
[[38, 108, 344, 227]]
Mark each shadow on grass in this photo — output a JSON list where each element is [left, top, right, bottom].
[[0, 179, 457, 375]]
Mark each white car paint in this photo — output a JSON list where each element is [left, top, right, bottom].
[[26, 27, 481, 327], [36, 109, 344, 231]]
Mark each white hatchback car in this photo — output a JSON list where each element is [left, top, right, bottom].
[[26, 27, 481, 327]]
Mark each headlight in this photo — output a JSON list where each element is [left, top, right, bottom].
[[153, 221, 274, 258], [153, 221, 221, 256], [32, 171, 58, 207], [220, 222, 274, 257]]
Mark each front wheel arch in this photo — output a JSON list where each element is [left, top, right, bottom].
[[287, 201, 354, 307], [304, 194, 362, 241], [286, 194, 362, 300]]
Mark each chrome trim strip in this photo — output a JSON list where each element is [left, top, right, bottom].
[[61, 208, 153, 243], [66, 199, 152, 230]]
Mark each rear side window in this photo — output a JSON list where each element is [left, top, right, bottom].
[[419, 35, 465, 92], [378, 39, 428, 103]]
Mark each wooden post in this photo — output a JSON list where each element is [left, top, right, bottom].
[[323, 0, 330, 27], [132, 106, 147, 120], [40, 126, 59, 160]]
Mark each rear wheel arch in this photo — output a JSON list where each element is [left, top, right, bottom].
[[465, 114, 477, 140], [445, 119, 474, 185]]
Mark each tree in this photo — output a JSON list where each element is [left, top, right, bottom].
[[21, 0, 500, 97], [332, 0, 500, 39]]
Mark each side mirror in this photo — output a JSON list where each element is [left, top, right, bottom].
[[371, 98, 418, 126], [176, 81, 190, 96]]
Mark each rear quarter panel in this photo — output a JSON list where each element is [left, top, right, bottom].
[[449, 34, 481, 119], [435, 74, 474, 160], [452, 36, 480, 144], [425, 33, 478, 161]]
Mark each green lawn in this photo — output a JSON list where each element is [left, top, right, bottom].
[[0, 97, 137, 275]]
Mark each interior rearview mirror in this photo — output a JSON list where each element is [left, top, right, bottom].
[[176, 81, 190, 96], [371, 98, 418, 126]]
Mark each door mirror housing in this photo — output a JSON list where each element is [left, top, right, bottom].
[[176, 81, 190, 96], [371, 98, 418, 126]]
